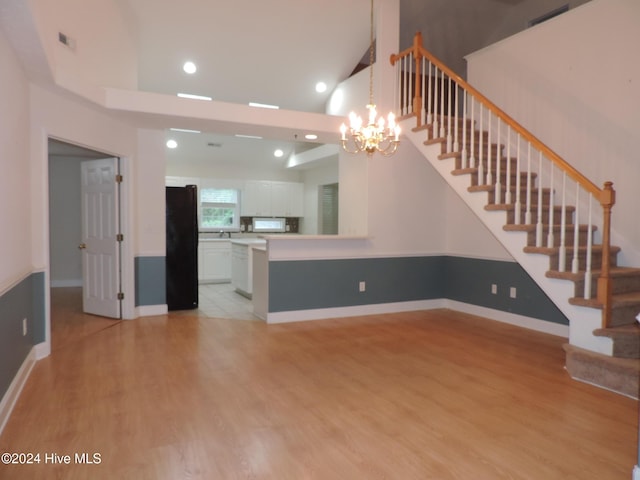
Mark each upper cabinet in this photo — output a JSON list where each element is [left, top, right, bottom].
[[242, 180, 303, 217]]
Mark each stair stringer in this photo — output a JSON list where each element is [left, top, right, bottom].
[[404, 124, 614, 356]]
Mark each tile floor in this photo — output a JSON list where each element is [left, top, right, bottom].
[[198, 282, 258, 321]]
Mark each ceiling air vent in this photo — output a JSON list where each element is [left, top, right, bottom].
[[207, 142, 222, 148]]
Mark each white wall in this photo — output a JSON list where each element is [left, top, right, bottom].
[[300, 162, 339, 235], [0, 25, 31, 293], [466, 0, 640, 266], [28, 0, 137, 90], [48, 158, 82, 286]]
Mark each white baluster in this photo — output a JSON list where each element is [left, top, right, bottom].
[[461, 91, 468, 169], [505, 127, 512, 205], [486, 113, 493, 187], [558, 172, 567, 272], [546, 165, 555, 248], [432, 67, 439, 140], [494, 118, 502, 204], [536, 151, 543, 247], [426, 61, 433, 126], [572, 183, 580, 274], [420, 57, 427, 123], [446, 77, 453, 153], [439, 69, 446, 138], [525, 143, 532, 225], [408, 54, 413, 117], [478, 104, 484, 185], [584, 194, 593, 299], [453, 82, 460, 153], [469, 98, 475, 168], [514, 134, 522, 225]]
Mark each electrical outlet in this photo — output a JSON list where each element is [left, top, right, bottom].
[[359, 281, 366, 292], [22, 318, 27, 336], [510, 287, 517, 299], [491, 284, 497, 295]]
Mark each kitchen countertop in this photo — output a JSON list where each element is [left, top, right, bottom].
[[230, 238, 267, 246]]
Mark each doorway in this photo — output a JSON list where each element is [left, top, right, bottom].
[[47, 139, 124, 348]]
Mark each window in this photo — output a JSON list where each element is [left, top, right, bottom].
[[199, 188, 240, 231]]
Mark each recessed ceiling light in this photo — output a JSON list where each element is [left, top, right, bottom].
[[166, 139, 178, 149], [305, 134, 318, 140], [315, 82, 327, 93], [177, 93, 212, 101], [183, 61, 197, 74], [170, 128, 201, 133], [274, 149, 284, 158], [249, 102, 279, 109]]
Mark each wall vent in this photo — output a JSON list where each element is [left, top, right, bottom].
[[207, 142, 222, 148]]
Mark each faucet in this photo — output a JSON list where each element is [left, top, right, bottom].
[[219, 231, 231, 238]]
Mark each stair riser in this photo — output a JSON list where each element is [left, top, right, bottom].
[[573, 274, 640, 298], [488, 189, 551, 206], [471, 172, 537, 188], [609, 304, 640, 328], [611, 336, 640, 359], [524, 229, 592, 248], [546, 250, 618, 273], [505, 209, 574, 226], [457, 156, 519, 172]]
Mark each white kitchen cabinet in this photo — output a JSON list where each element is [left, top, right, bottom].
[[242, 180, 304, 217], [231, 239, 267, 298], [198, 240, 231, 283], [241, 180, 272, 216], [231, 243, 250, 296]]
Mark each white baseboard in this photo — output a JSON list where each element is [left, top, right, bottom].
[[265, 299, 447, 324], [445, 300, 570, 338], [264, 299, 570, 339], [0, 347, 36, 435], [136, 304, 168, 317], [633, 465, 640, 480]]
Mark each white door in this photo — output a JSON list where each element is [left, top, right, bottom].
[[80, 158, 121, 318]]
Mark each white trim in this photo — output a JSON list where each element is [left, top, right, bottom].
[[136, 304, 168, 317], [0, 347, 36, 435], [0, 269, 35, 297], [50, 279, 82, 288], [445, 300, 570, 338], [264, 299, 447, 324], [633, 465, 640, 480], [34, 341, 50, 360]]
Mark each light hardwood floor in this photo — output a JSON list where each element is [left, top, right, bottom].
[[0, 288, 637, 479]]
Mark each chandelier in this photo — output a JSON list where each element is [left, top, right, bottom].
[[340, 0, 400, 157]]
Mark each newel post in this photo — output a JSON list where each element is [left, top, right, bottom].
[[596, 181, 615, 328]]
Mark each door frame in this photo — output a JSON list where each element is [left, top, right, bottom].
[[44, 136, 134, 353]]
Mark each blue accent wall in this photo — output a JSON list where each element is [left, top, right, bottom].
[[134, 256, 166, 306], [269, 256, 445, 312], [0, 272, 45, 401], [268, 256, 568, 325]]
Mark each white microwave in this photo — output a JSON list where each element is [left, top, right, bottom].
[[252, 217, 286, 233]]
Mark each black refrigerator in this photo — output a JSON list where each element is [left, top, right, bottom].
[[166, 185, 199, 310]]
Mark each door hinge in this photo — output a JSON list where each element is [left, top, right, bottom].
[[115, 174, 123, 183], [116, 233, 124, 242], [117, 292, 124, 300]]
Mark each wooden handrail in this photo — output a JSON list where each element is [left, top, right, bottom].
[[391, 32, 616, 327]]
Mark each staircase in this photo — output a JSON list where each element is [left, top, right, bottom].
[[390, 33, 640, 398]]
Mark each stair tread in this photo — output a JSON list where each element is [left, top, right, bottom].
[[505, 224, 594, 233], [524, 244, 621, 254], [570, 291, 640, 308], [547, 266, 640, 280], [487, 204, 574, 212], [594, 323, 640, 337]]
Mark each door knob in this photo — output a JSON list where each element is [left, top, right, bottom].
[[78, 243, 87, 249]]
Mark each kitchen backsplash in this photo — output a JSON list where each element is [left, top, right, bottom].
[[240, 217, 299, 233]]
